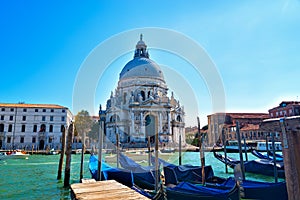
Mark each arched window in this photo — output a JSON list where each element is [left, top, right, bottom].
[[141, 91, 145, 100], [61, 125, 65, 132], [0, 124, 4, 132], [21, 124, 26, 132], [33, 125, 37, 132], [176, 115, 182, 122], [8, 124, 12, 132], [49, 125, 53, 132], [40, 124, 46, 132]]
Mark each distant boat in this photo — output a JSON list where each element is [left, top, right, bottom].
[[0, 152, 8, 160], [213, 151, 285, 178], [48, 148, 59, 155], [223, 140, 250, 153], [159, 148, 175, 154], [6, 150, 29, 159], [256, 141, 282, 151]]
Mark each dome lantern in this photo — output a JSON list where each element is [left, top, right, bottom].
[[134, 34, 149, 58]]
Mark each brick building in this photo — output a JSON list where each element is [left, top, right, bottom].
[[269, 101, 300, 118]]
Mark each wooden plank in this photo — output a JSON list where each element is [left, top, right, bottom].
[[70, 180, 149, 200]]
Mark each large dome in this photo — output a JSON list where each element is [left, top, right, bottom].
[[119, 34, 165, 81], [119, 57, 164, 80]]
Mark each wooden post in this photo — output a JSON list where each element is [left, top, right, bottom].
[[148, 136, 151, 166], [64, 123, 73, 187], [222, 128, 228, 173], [31, 144, 34, 155], [243, 137, 248, 162], [97, 121, 104, 181], [266, 135, 269, 155], [179, 134, 182, 165], [271, 132, 278, 183], [236, 121, 245, 181], [57, 126, 66, 180], [79, 131, 86, 182], [197, 117, 205, 184]]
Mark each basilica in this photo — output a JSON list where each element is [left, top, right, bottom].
[[101, 35, 185, 146]]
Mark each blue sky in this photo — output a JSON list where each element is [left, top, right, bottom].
[[1, 0, 299, 126]]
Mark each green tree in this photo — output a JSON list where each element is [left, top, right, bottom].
[[88, 121, 100, 141], [74, 110, 93, 138]]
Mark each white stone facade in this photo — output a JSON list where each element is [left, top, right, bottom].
[[0, 103, 73, 150], [103, 35, 185, 146]]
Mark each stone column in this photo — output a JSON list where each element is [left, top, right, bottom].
[[131, 111, 134, 134]]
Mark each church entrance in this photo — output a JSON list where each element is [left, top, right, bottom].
[[145, 115, 156, 143]]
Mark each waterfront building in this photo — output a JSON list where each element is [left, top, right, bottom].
[[101, 35, 185, 146], [207, 113, 271, 146], [0, 103, 73, 150], [268, 101, 300, 118]]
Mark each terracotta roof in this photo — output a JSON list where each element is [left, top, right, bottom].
[[0, 103, 67, 109], [208, 113, 269, 119], [240, 124, 260, 131]]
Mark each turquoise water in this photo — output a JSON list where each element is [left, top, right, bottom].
[[0, 152, 281, 199]]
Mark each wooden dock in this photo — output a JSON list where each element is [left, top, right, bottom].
[[70, 179, 150, 200]]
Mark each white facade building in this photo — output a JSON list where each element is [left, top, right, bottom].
[[103, 35, 185, 146], [0, 103, 73, 150]]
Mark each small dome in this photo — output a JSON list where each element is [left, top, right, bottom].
[[119, 57, 164, 80]]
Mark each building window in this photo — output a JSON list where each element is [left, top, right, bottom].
[[51, 109, 54, 112], [61, 116, 65, 121], [7, 136, 11, 143], [62, 109, 65, 113], [20, 137, 24, 143], [35, 109, 38, 112], [22, 116, 26, 121], [50, 116, 53, 121], [270, 113, 273, 117], [8, 124, 12, 132], [42, 116, 46, 121], [21, 124, 26, 132], [48, 137, 53, 143], [289, 109, 293, 114], [0, 124, 4, 132], [49, 125, 53, 132], [43, 109, 46, 112], [40, 124, 46, 132], [9, 116, 13, 121], [276, 112, 278, 116], [23, 108, 27, 112], [10, 108, 14, 112], [32, 137, 36, 143], [0, 115, 4, 120], [61, 125, 65, 132], [33, 125, 37, 132], [1, 108, 4, 111]]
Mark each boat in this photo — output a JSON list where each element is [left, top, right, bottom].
[[268, 150, 284, 159], [48, 148, 59, 155], [159, 148, 175, 154], [150, 156, 226, 185], [166, 181, 239, 200], [88, 154, 164, 199], [156, 156, 287, 200], [215, 177, 287, 200], [251, 149, 283, 161], [222, 140, 250, 153], [213, 151, 285, 178], [6, 150, 29, 159], [256, 141, 282, 151], [118, 152, 160, 190]]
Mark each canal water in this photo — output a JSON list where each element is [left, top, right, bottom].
[[0, 152, 281, 199]]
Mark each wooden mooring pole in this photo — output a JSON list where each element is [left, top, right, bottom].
[[236, 121, 245, 181], [64, 123, 73, 187], [179, 134, 182, 165], [261, 116, 300, 200], [97, 121, 104, 181], [79, 131, 86, 182], [148, 136, 151, 166], [57, 126, 66, 180], [222, 128, 228, 173]]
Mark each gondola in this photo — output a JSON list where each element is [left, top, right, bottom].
[[213, 151, 285, 178], [251, 149, 283, 161], [121, 154, 239, 200], [88, 154, 164, 199]]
